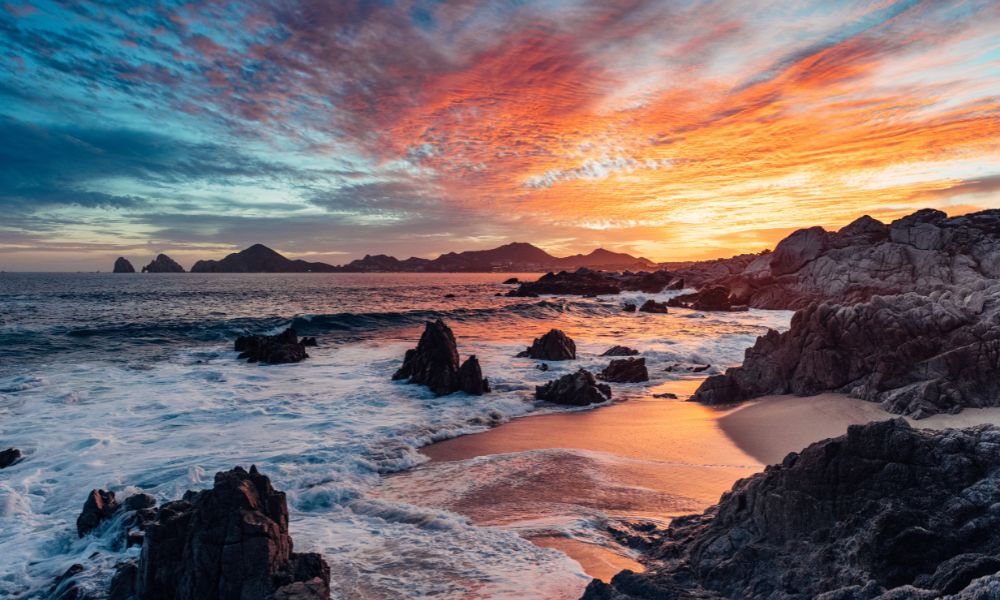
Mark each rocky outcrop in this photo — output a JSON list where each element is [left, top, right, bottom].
[[77, 489, 119, 537], [638, 300, 668, 314], [667, 285, 746, 311], [508, 269, 683, 297], [518, 329, 577, 361], [0, 447, 22, 468], [598, 358, 649, 383], [191, 244, 340, 273], [536, 369, 611, 406], [234, 328, 310, 364], [583, 420, 1000, 599], [141, 254, 185, 273], [692, 285, 1000, 418], [697, 209, 1000, 310], [393, 319, 489, 396], [601, 345, 639, 357], [112, 465, 330, 600], [113, 257, 135, 273]]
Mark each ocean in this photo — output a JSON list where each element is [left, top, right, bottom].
[[0, 273, 791, 598]]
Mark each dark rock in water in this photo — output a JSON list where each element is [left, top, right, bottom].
[[536, 369, 611, 406], [667, 285, 745, 311], [458, 355, 491, 396], [141, 254, 185, 273], [518, 329, 576, 361], [234, 328, 310, 364], [300, 337, 318, 347], [393, 319, 489, 396], [652, 392, 678, 399], [583, 420, 1000, 599], [0, 447, 22, 468], [509, 269, 622, 297], [622, 303, 637, 312], [601, 345, 639, 357], [119, 465, 330, 600], [598, 358, 649, 383], [536, 363, 549, 371], [443, 293, 456, 298], [109, 561, 138, 600], [692, 287, 1000, 418], [77, 489, 118, 537], [689, 364, 710, 373], [124, 493, 157, 511], [503, 277, 519, 284], [638, 300, 668, 313], [50, 563, 88, 600], [113, 257, 135, 273]]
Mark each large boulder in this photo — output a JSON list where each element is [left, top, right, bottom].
[[536, 369, 611, 406], [691, 286, 1000, 418], [113, 257, 136, 273], [509, 269, 622, 297], [141, 254, 185, 273], [667, 286, 745, 311], [0, 447, 22, 468], [583, 420, 1000, 599], [114, 465, 329, 600], [393, 319, 489, 396], [77, 489, 119, 537], [234, 328, 310, 364], [601, 345, 639, 357], [518, 329, 577, 361], [598, 358, 649, 383]]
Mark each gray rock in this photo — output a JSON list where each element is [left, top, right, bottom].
[[583, 420, 1000, 599], [393, 319, 489, 396]]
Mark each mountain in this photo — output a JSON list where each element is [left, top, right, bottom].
[[183, 242, 656, 273], [112, 257, 135, 273], [142, 254, 185, 273], [190, 244, 340, 273]]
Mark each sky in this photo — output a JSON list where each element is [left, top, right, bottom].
[[1, 0, 999, 271]]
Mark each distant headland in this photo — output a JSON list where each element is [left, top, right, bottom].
[[113, 242, 663, 274]]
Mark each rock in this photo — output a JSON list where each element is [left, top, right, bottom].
[[77, 489, 118, 537], [638, 300, 668, 313], [234, 328, 310, 364], [443, 293, 456, 298], [393, 319, 489, 396], [124, 493, 157, 511], [689, 364, 710, 373], [503, 277, 519, 284], [458, 355, 491, 395], [684, 209, 1000, 310], [190, 244, 340, 273], [509, 269, 622, 297], [536, 363, 549, 371], [109, 561, 138, 600], [518, 329, 577, 360], [652, 392, 678, 399], [300, 337, 318, 347], [0, 447, 22, 468], [123, 465, 330, 600], [50, 563, 88, 600], [141, 254, 185, 273], [583, 420, 1000, 599], [536, 369, 611, 406], [667, 285, 746, 311], [113, 257, 135, 273], [598, 358, 649, 383], [622, 303, 637, 312], [601, 345, 640, 357], [691, 286, 1000, 418]]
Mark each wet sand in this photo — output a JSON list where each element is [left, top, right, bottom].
[[720, 394, 1000, 465], [381, 379, 761, 582]]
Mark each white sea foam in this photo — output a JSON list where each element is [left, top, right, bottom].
[[0, 293, 790, 599]]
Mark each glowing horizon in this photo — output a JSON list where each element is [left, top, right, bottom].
[[1, 0, 999, 270]]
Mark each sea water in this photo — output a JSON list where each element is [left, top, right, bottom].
[[0, 273, 791, 598]]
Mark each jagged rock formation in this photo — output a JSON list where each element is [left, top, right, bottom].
[[518, 329, 577, 361], [508, 269, 682, 297], [111, 465, 330, 600], [598, 358, 649, 383], [234, 328, 310, 364], [141, 254, 185, 273], [583, 420, 1000, 599], [667, 285, 746, 311], [77, 489, 119, 537], [536, 369, 611, 406], [113, 257, 135, 273], [0, 447, 22, 468], [392, 319, 489, 396], [700, 209, 1000, 310], [601, 345, 640, 357], [692, 285, 1000, 418], [191, 244, 340, 273], [638, 300, 668, 313]]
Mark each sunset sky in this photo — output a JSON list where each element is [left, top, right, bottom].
[[1, 0, 999, 270]]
